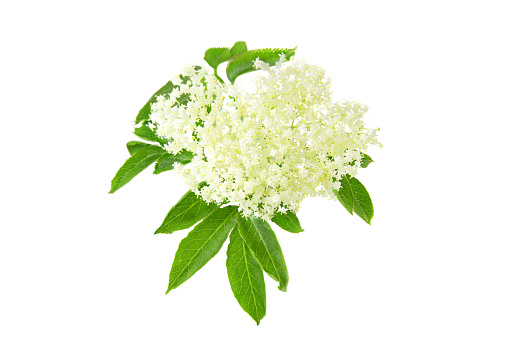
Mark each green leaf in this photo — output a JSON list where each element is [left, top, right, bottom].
[[237, 216, 289, 291], [154, 190, 219, 234], [175, 93, 191, 106], [360, 153, 374, 168], [166, 206, 239, 293], [226, 47, 296, 84], [271, 211, 304, 233], [204, 47, 229, 70], [133, 121, 168, 145], [204, 41, 248, 70], [229, 41, 248, 58], [126, 141, 151, 155], [109, 145, 166, 193], [347, 152, 373, 168], [333, 174, 374, 225], [153, 150, 194, 174], [226, 225, 266, 325], [135, 80, 177, 124], [333, 176, 354, 215]]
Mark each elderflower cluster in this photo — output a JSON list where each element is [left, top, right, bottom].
[[150, 56, 380, 220]]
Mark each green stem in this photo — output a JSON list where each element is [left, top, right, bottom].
[[214, 68, 225, 85]]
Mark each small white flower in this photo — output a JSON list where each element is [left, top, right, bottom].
[[149, 59, 380, 220], [253, 58, 270, 71], [173, 76, 182, 86]]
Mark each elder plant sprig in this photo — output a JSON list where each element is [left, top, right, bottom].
[[109, 41, 381, 325]]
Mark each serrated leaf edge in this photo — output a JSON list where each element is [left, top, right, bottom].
[[240, 217, 289, 292], [166, 207, 238, 293], [109, 145, 165, 193]]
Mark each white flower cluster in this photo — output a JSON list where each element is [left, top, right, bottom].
[[150, 56, 380, 220]]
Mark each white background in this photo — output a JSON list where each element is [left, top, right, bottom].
[[1, 1, 508, 338]]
